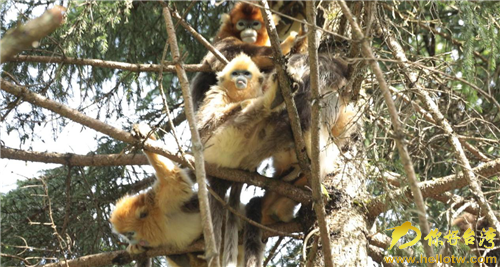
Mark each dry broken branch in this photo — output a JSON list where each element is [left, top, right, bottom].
[[0, 6, 66, 64], [306, 2, 334, 267]]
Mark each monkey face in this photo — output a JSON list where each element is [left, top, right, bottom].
[[235, 19, 262, 44], [110, 193, 166, 250], [231, 69, 253, 89]]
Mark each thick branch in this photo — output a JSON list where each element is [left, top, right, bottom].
[[10, 55, 211, 73], [337, 1, 436, 263], [0, 6, 65, 64], [306, 2, 334, 267], [1, 147, 148, 166], [376, 21, 500, 233], [40, 221, 301, 267], [0, 79, 311, 204], [258, 0, 311, 178], [367, 157, 500, 218], [162, 7, 219, 267], [42, 241, 205, 267]]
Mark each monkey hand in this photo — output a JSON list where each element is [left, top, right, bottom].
[[280, 31, 298, 55], [132, 123, 156, 141], [280, 164, 302, 182], [127, 243, 147, 255], [240, 99, 256, 110]]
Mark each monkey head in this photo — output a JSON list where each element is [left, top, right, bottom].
[[110, 192, 167, 253], [218, 2, 277, 46], [217, 53, 265, 102]]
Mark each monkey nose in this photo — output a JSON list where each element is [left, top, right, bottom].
[[236, 79, 247, 89]]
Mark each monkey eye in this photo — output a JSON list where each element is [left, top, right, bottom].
[[252, 21, 261, 30], [243, 71, 252, 77], [231, 71, 238, 77], [236, 20, 246, 30], [139, 211, 148, 219]]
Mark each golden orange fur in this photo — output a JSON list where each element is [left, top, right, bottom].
[[196, 54, 277, 267], [217, 53, 264, 103], [110, 124, 202, 255], [217, 2, 268, 46], [197, 53, 274, 146]]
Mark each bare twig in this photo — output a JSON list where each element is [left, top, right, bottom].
[[376, 21, 500, 233], [171, 10, 229, 65], [0, 6, 66, 63], [162, 6, 219, 267], [381, 3, 488, 63], [157, 24, 192, 169], [388, 86, 491, 162], [367, 157, 500, 218], [10, 55, 212, 73], [263, 237, 284, 267], [40, 178, 69, 267], [306, 2, 334, 267], [337, 1, 436, 264]]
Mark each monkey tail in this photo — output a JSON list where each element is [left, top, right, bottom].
[[208, 177, 231, 258], [244, 196, 265, 267], [223, 183, 243, 267]]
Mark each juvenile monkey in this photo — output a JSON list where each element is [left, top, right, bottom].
[[238, 54, 352, 267], [191, 2, 300, 111], [191, 3, 298, 265], [197, 53, 276, 267], [198, 52, 352, 267], [110, 124, 203, 267]]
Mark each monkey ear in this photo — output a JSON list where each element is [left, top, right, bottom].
[[221, 14, 230, 24], [272, 14, 281, 25], [258, 76, 265, 85]]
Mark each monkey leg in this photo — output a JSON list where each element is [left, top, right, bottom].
[[331, 105, 356, 138], [279, 31, 298, 55], [261, 176, 308, 225]]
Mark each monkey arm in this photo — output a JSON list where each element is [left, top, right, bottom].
[[206, 37, 275, 72], [132, 123, 195, 213], [197, 87, 244, 140], [206, 37, 301, 73]]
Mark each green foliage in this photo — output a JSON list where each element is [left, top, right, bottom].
[[2, 1, 500, 266]]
